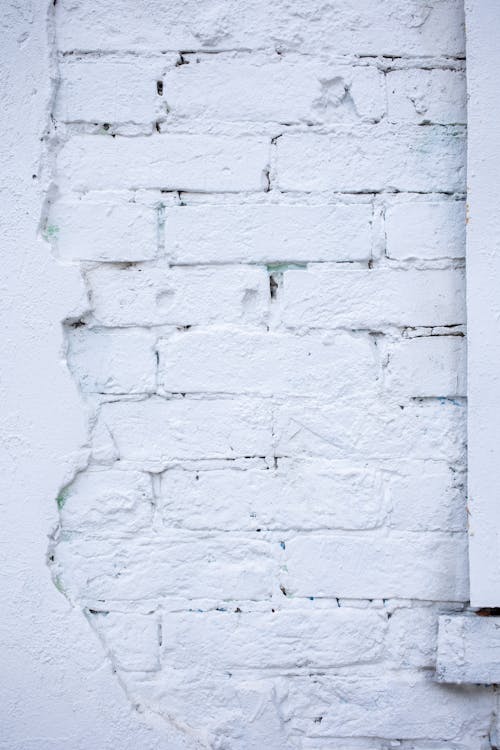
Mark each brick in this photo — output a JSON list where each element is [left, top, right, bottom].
[[159, 461, 385, 531], [279, 671, 492, 739], [387, 606, 439, 668], [164, 203, 373, 264], [49, 200, 158, 262], [58, 134, 270, 192], [161, 607, 386, 669], [55, 531, 277, 601], [276, 127, 465, 192], [87, 263, 269, 327], [437, 615, 500, 684], [56, 58, 163, 124], [282, 267, 464, 329], [59, 469, 153, 536], [385, 335, 466, 398], [388, 462, 466, 532], [89, 612, 160, 671], [276, 400, 466, 463], [158, 329, 377, 398], [123, 671, 296, 750], [56, 0, 465, 57], [284, 531, 468, 600], [68, 327, 156, 394], [98, 397, 273, 467], [386, 199, 466, 260], [164, 57, 385, 123], [387, 68, 467, 125]]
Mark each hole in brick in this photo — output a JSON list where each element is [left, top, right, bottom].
[[119, 261, 139, 269], [269, 275, 278, 299], [263, 167, 271, 191], [156, 80, 163, 96]]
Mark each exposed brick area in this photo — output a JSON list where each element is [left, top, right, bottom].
[[45, 1, 493, 747]]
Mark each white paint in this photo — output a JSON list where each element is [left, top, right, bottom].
[[437, 616, 500, 683], [465, 0, 500, 607], [2, 0, 495, 747], [283, 267, 465, 329], [385, 198, 466, 260], [164, 203, 375, 264], [0, 3, 199, 748], [276, 127, 465, 192]]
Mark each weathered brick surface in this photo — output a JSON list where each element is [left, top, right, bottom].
[[387, 68, 467, 125], [58, 135, 270, 192], [283, 531, 468, 600], [276, 127, 465, 192], [164, 203, 374, 264], [282, 267, 464, 328], [385, 198, 466, 260], [49, 1, 484, 747], [158, 329, 377, 397], [49, 200, 159, 262], [56, 0, 465, 57], [385, 334, 466, 398], [163, 56, 386, 124], [159, 462, 385, 531], [87, 263, 269, 327]]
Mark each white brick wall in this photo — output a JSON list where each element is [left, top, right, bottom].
[[164, 202, 374, 264], [45, 1, 491, 748]]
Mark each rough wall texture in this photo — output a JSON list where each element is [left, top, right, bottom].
[[42, 1, 496, 748], [0, 3, 202, 749]]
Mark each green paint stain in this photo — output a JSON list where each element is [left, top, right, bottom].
[[44, 224, 59, 239], [56, 490, 67, 510], [266, 263, 307, 274]]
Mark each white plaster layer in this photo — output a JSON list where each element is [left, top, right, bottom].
[[0, 2, 201, 749]]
